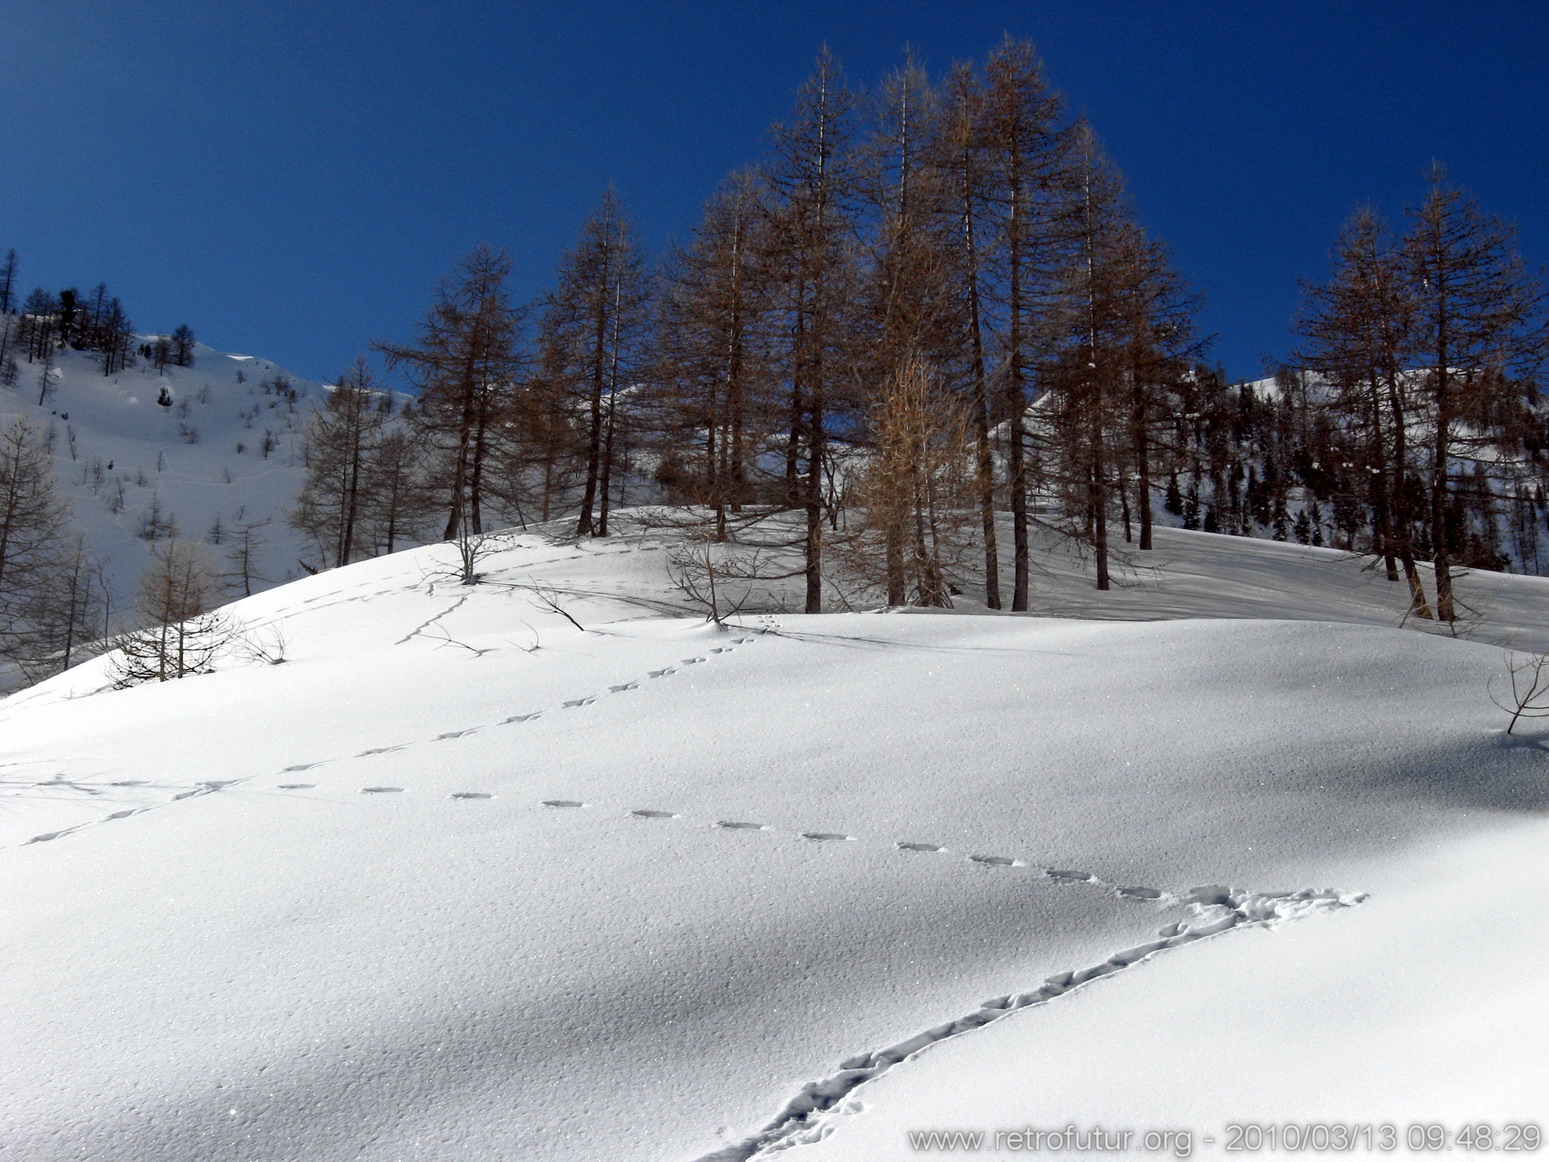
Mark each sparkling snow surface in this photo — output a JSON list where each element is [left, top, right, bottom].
[[2, 522, 1544, 1160]]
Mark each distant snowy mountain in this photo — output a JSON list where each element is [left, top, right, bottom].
[[0, 338, 327, 608]]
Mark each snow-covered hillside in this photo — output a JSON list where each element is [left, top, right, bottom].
[[0, 338, 325, 606], [1, 518, 1545, 1161]]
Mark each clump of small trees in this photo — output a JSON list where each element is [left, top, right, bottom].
[[110, 539, 234, 686]]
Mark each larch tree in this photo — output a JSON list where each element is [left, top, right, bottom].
[[289, 357, 389, 570], [764, 47, 864, 613], [654, 170, 775, 540], [20, 533, 109, 682], [842, 353, 974, 606], [378, 245, 526, 542], [535, 187, 653, 539], [1294, 206, 1433, 617], [113, 539, 230, 685], [1402, 167, 1548, 621], [978, 35, 1069, 611], [1041, 122, 1201, 587], [0, 418, 70, 668], [936, 60, 1003, 608], [0, 249, 17, 315], [858, 54, 967, 604]]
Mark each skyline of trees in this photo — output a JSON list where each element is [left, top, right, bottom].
[[2, 36, 1547, 691]]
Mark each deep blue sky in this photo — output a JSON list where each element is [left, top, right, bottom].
[[5, 0, 1547, 386]]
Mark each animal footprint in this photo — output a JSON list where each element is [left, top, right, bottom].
[[502, 713, 541, 725], [282, 762, 323, 772], [561, 698, 595, 708], [1046, 868, 1095, 883], [801, 832, 854, 842], [437, 728, 479, 740], [897, 842, 947, 853], [609, 682, 638, 693], [716, 821, 767, 831], [967, 854, 1021, 867], [27, 832, 63, 844], [277, 783, 315, 790], [1118, 886, 1164, 901], [630, 809, 676, 819], [541, 799, 585, 809], [360, 786, 404, 794], [108, 779, 148, 787], [105, 809, 138, 820], [648, 668, 676, 678], [449, 791, 493, 800], [357, 745, 406, 757]]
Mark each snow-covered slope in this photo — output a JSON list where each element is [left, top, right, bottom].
[[0, 339, 325, 605], [1, 519, 1545, 1161]]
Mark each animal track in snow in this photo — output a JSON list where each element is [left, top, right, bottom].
[[967, 853, 1022, 867], [630, 809, 677, 819], [450, 791, 493, 800], [542, 799, 586, 809], [5, 630, 765, 853], [897, 842, 947, 853], [716, 821, 768, 831], [801, 832, 854, 843], [172, 780, 236, 801], [1046, 868, 1095, 883], [1118, 885, 1166, 901], [698, 886, 1368, 1162]]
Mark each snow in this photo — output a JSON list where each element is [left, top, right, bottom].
[[1, 518, 1545, 1160], [0, 339, 328, 613]]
